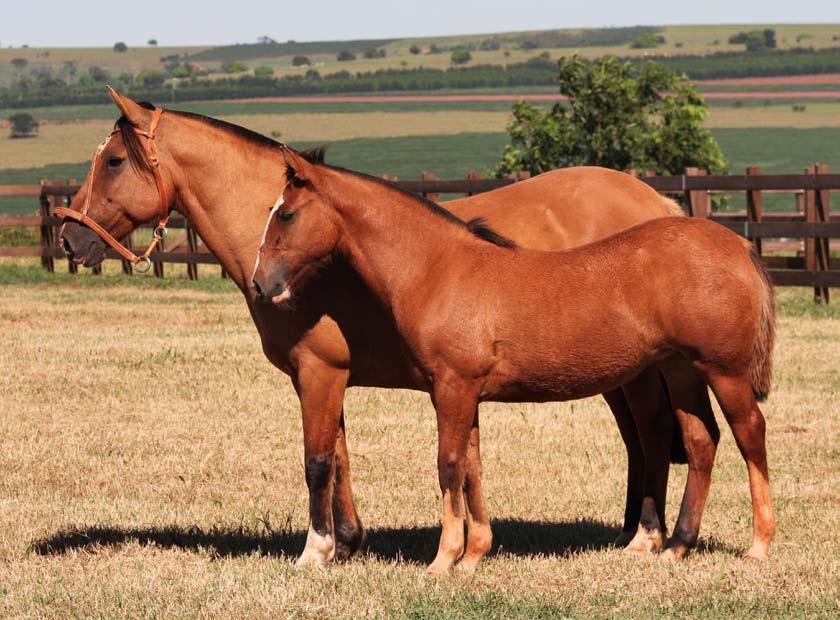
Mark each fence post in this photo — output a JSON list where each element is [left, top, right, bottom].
[[186, 224, 199, 281], [465, 172, 481, 197], [38, 180, 55, 273], [803, 165, 826, 303], [746, 166, 763, 255], [815, 164, 831, 303], [421, 171, 439, 202], [683, 168, 710, 218]]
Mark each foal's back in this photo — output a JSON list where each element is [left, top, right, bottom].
[[422, 217, 760, 402]]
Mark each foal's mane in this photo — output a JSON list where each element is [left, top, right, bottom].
[[291, 148, 517, 250]]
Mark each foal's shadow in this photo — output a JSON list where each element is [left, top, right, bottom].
[[32, 518, 619, 563]]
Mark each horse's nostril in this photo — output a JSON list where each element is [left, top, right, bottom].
[[62, 237, 73, 255], [253, 280, 265, 299]]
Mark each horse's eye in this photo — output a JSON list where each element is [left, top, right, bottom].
[[278, 211, 296, 223], [107, 157, 124, 168]]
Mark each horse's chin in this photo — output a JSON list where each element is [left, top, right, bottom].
[[82, 241, 106, 268]]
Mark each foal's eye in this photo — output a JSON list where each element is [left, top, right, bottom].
[[107, 156, 125, 168], [278, 211, 296, 223]]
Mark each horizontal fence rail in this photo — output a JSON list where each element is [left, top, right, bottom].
[[0, 166, 837, 301]]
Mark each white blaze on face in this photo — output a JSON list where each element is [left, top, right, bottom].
[[251, 193, 285, 286]]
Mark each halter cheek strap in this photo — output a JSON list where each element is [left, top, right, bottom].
[[54, 107, 170, 272]]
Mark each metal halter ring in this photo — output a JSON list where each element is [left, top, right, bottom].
[[133, 257, 152, 273], [153, 225, 168, 240]]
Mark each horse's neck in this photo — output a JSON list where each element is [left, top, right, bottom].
[[332, 182, 479, 310], [167, 129, 284, 292]]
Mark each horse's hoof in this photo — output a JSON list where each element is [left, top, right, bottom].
[[658, 548, 681, 564], [745, 545, 769, 562], [294, 550, 331, 570], [623, 527, 665, 556]]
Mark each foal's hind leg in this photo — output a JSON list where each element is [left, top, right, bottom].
[[602, 389, 645, 547], [706, 372, 775, 560], [458, 408, 493, 573], [658, 361, 720, 562], [621, 367, 674, 556]]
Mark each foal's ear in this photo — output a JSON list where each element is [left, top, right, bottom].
[[281, 147, 312, 184], [107, 86, 151, 127]]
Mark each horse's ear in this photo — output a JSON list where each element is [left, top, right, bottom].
[[281, 147, 311, 183], [106, 86, 150, 126]]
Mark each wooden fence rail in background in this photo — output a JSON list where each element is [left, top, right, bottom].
[[0, 167, 838, 301]]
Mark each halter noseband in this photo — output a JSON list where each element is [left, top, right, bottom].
[[54, 107, 171, 273]]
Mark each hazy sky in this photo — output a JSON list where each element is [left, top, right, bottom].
[[2, 1, 839, 47]]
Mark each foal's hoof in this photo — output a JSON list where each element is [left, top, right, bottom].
[[613, 529, 636, 548], [745, 544, 769, 562]]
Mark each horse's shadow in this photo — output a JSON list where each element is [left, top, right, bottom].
[[31, 518, 739, 562], [32, 518, 618, 563]]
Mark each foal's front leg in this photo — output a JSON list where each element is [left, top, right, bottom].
[[428, 381, 480, 575], [293, 361, 357, 568], [458, 408, 493, 572]]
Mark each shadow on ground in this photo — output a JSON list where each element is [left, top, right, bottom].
[[31, 518, 624, 563], [31, 518, 739, 562]]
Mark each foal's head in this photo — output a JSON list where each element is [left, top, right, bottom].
[[60, 89, 176, 268], [251, 147, 338, 304]]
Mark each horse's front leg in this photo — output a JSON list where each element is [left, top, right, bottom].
[[292, 360, 361, 568], [332, 409, 366, 560], [428, 380, 480, 575]]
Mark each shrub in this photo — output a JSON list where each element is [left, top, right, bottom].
[[304, 69, 321, 80], [479, 39, 501, 51], [451, 48, 472, 65], [11, 58, 28, 70], [493, 55, 726, 178], [9, 112, 38, 138], [729, 29, 776, 51], [254, 65, 274, 77], [113, 41, 128, 53], [337, 50, 356, 61], [171, 66, 191, 78], [792, 104, 807, 112], [88, 66, 109, 82], [148, 39, 158, 46], [428, 44, 443, 54], [362, 48, 386, 59], [520, 40, 539, 50], [409, 45, 421, 55], [631, 33, 666, 49], [291, 55, 310, 66], [222, 61, 248, 73], [137, 70, 166, 86]]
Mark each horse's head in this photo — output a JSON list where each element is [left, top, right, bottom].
[[252, 147, 340, 305], [60, 87, 175, 270]]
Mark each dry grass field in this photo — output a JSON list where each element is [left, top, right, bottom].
[[0, 259, 837, 618]]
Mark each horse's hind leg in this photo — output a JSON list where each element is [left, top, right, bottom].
[[458, 408, 493, 572], [706, 372, 775, 560], [621, 367, 674, 556], [602, 389, 645, 547], [658, 361, 720, 562]]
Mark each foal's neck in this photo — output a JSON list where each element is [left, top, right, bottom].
[[165, 116, 285, 293], [329, 172, 488, 311]]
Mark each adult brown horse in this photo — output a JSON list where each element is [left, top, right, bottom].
[[58, 89, 706, 568], [253, 146, 776, 574]]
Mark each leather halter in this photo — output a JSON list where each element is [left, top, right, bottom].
[[54, 107, 170, 273]]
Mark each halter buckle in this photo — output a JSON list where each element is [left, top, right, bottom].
[[133, 257, 152, 273]]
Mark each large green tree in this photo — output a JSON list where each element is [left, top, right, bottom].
[[493, 55, 726, 178]]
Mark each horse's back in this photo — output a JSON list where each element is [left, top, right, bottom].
[[447, 167, 681, 251]]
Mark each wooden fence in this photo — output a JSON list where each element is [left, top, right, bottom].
[[1, 166, 838, 302]]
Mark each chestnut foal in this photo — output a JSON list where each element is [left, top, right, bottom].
[[253, 147, 776, 574]]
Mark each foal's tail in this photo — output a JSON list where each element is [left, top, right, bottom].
[[748, 247, 776, 402]]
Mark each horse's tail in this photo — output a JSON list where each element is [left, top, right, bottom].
[[748, 246, 776, 402]]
